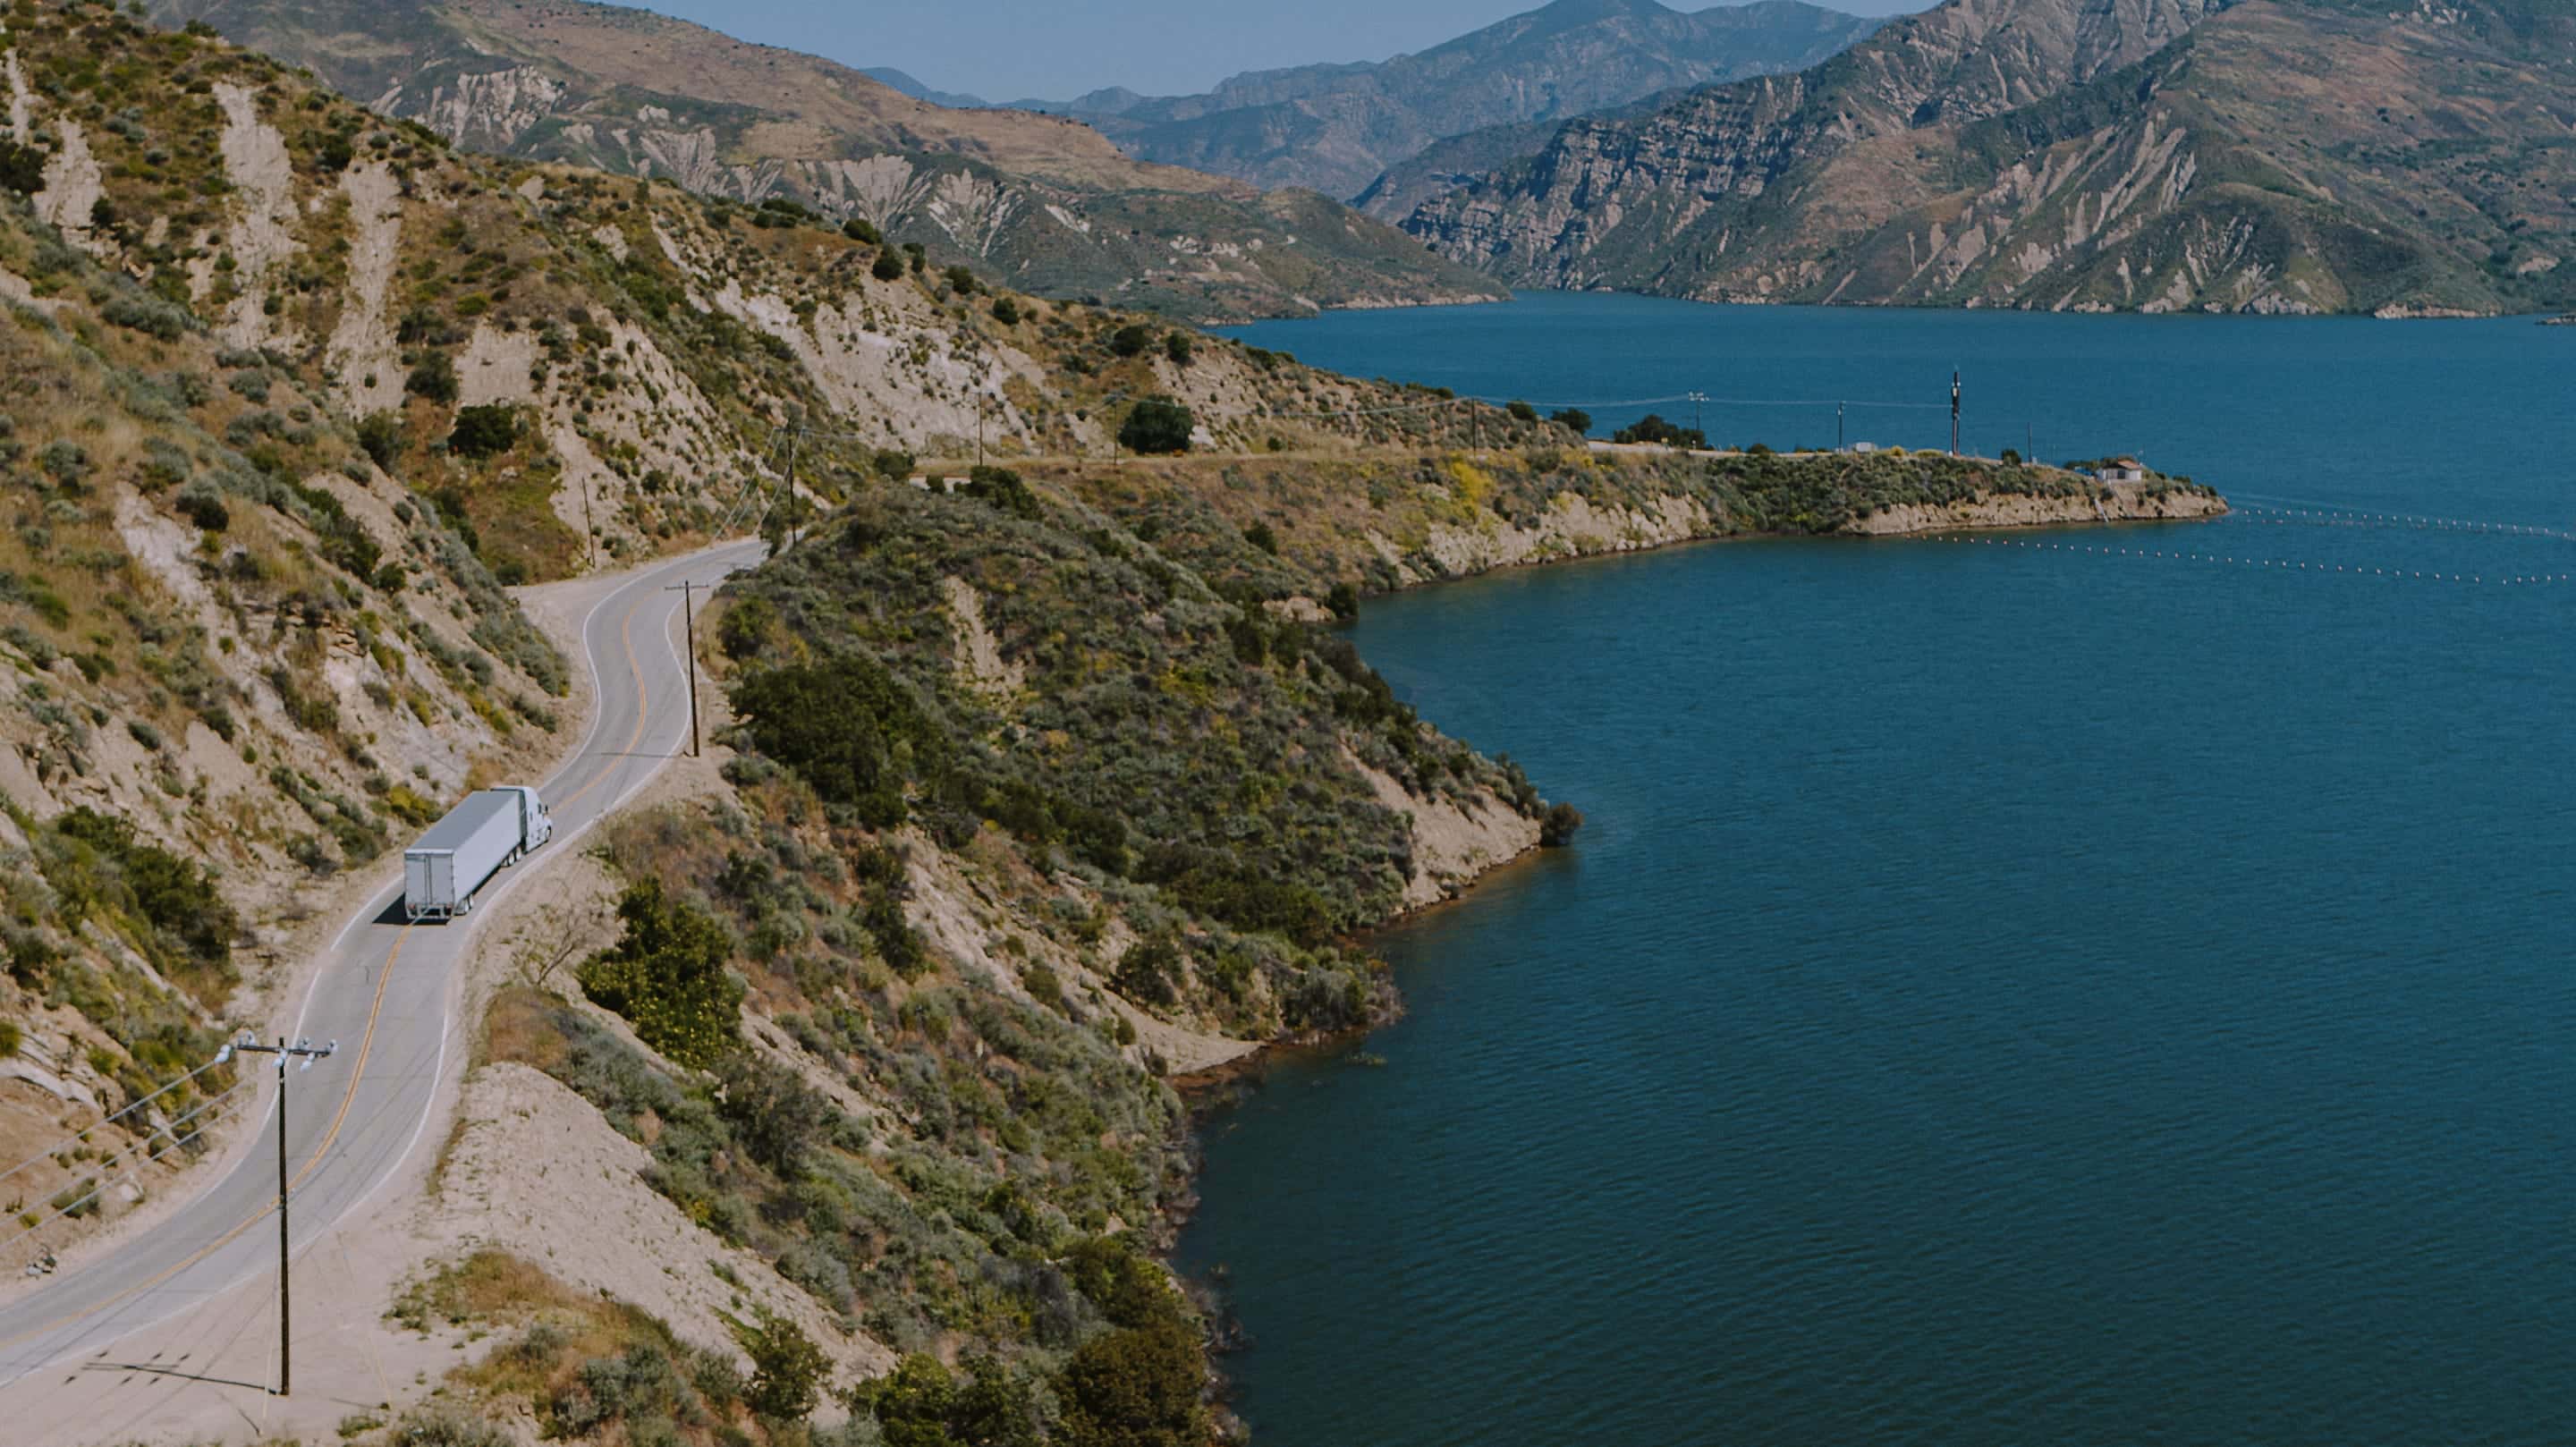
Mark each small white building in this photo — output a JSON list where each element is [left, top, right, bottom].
[[2098, 457, 2148, 482]]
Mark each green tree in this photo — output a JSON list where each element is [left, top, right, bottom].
[[1163, 331, 1192, 367], [1055, 1324, 1206, 1447], [991, 296, 1021, 325], [1549, 407, 1592, 436], [1506, 399, 1538, 423], [1241, 520, 1279, 555], [843, 216, 883, 244], [1325, 580, 1360, 622], [1118, 397, 1194, 455], [944, 264, 979, 295], [575, 879, 742, 1068], [873, 249, 907, 282], [1108, 324, 1153, 358]]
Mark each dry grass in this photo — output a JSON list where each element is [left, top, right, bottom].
[[479, 985, 572, 1073]]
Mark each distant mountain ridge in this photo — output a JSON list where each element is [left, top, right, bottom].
[[140, 0, 1504, 319], [1003, 0, 1886, 201], [1402, 0, 2576, 316]]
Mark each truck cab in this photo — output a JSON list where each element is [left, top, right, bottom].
[[505, 785, 554, 852]]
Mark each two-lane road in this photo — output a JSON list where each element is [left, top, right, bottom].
[[0, 537, 763, 1388]]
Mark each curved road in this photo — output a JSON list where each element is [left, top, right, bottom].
[[0, 538, 763, 1389]]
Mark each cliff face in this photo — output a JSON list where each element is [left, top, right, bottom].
[[1405, 0, 2576, 316], [1057, 0, 1882, 202], [138, 0, 1504, 321]]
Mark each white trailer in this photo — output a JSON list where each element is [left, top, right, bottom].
[[402, 787, 553, 921]]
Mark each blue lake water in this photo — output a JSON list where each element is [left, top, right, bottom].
[[1183, 293, 2576, 1445]]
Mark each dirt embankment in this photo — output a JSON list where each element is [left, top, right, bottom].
[[1843, 479, 2229, 535]]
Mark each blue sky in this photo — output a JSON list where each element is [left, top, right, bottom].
[[618, 0, 1925, 103]]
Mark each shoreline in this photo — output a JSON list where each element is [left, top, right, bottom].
[[1156, 467, 2233, 1416]]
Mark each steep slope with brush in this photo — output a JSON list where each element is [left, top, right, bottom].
[[140, 0, 1505, 321], [1405, 0, 2576, 315]]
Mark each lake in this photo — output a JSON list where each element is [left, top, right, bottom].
[[1182, 292, 2576, 1445]]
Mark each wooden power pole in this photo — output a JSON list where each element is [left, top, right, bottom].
[[229, 1034, 335, 1396], [665, 579, 700, 757]]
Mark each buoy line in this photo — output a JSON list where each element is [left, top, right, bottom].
[[1927, 534, 2576, 588]]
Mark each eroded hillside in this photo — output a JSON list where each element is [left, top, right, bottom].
[[140, 0, 1508, 322], [1405, 0, 2576, 316]]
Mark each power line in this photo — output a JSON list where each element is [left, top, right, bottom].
[[1, 1077, 254, 1267], [0, 1050, 242, 1196]]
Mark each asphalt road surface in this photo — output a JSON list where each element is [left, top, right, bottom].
[[0, 538, 763, 1386]]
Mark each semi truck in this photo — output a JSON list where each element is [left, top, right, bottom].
[[402, 786, 553, 921]]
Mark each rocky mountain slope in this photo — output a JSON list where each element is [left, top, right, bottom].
[[139, 0, 1504, 321], [1023, 0, 1883, 202], [1404, 0, 2576, 316]]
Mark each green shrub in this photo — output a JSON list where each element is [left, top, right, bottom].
[[1550, 407, 1592, 436], [576, 879, 742, 1069], [731, 654, 945, 828], [962, 465, 1041, 520], [447, 403, 518, 459], [991, 296, 1021, 325], [174, 479, 229, 531], [737, 1309, 828, 1419], [1612, 413, 1705, 449], [405, 352, 460, 404], [1117, 397, 1193, 456], [1242, 520, 1278, 555], [0, 140, 43, 195], [872, 249, 906, 282], [1060, 1236, 1184, 1331], [843, 216, 883, 245], [1111, 935, 1182, 1009], [1108, 324, 1152, 359], [1506, 400, 1539, 423], [1163, 331, 1192, 367], [1055, 1324, 1206, 1447], [49, 807, 240, 976], [1540, 801, 1584, 847], [856, 1354, 1042, 1447], [0, 1020, 19, 1057], [358, 406, 402, 468], [716, 594, 775, 661], [943, 265, 978, 295]]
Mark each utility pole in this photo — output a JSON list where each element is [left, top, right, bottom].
[[1689, 390, 1708, 446], [581, 476, 597, 572], [779, 426, 802, 552], [230, 1034, 335, 1398], [665, 579, 700, 757], [2026, 421, 2035, 466], [1837, 401, 1846, 453], [1950, 370, 1962, 457], [975, 396, 985, 469]]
